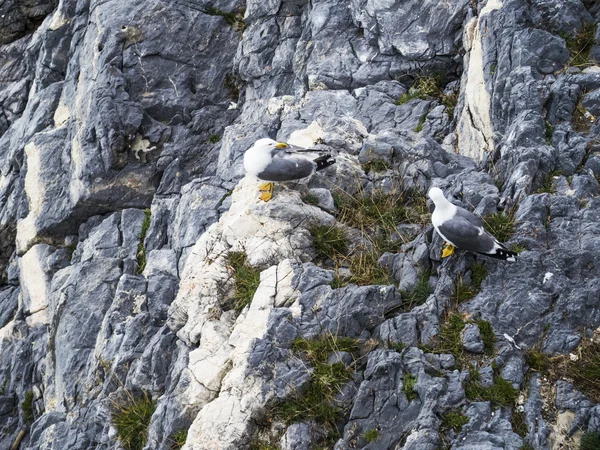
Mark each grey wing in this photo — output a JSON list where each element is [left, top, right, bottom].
[[454, 206, 485, 228], [257, 155, 315, 181], [438, 216, 496, 253]]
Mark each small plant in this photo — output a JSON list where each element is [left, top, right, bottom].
[[536, 171, 561, 194], [440, 409, 469, 433], [274, 335, 359, 427], [224, 73, 241, 100], [520, 444, 534, 450], [395, 76, 441, 105], [203, 6, 246, 32], [580, 431, 600, 450], [400, 269, 433, 311], [430, 313, 466, 360], [525, 348, 549, 373], [403, 373, 418, 401], [136, 209, 151, 274], [21, 390, 34, 424], [441, 89, 459, 118], [249, 439, 279, 450], [476, 320, 495, 356], [414, 112, 428, 132], [225, 251, 261, 312], [562, 22, 598, 67], [471, 264, 487, 291], [555, 339, 600, 402], [348, 251, 392, 286], [362, 159, 391, 173], [364, 428, 379, 443], [388, 341, 406, 352], [112, 392, 157, 450], [452, 277, 477, 304], [330, 273, 348, 289], [573, 98, 594, 133], [208, 134, 221, 143], [510, 243, 527, 253], [464, 369, 519, 407], [483, 211, 516, 243], [170, 428, 188, 450], [0, 379, 7, 395], [490, 63, 497, 75], [511, 409, 527, 437], [302, 193, 319, 206], [309, 225, 349, 262], [545, 121, 555, 145]]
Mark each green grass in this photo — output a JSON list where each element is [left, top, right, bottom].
[[440, 409, 469, 433], [274, 335, 359, 427], [452, 277, 477, 304], [475, 320, 495, 356], [362, 159, 391, 173], [388, 341, 406, 352], [112, 392, 157, 450], [562, 22, 598, 67], [545, 121, 555, 145], [364, 428, 379, 443], [224, 73, 240, 100], [249, 439, 279, 450], [208, 134, 221, 143], [309, 225, 349, 262], [483, 211, 516, 243], [490, 63, 497, 75], [511, 410, 527, 437], [510, 243, 527, 253], [225, 251, 261, 312], [573, 98, 594, 133], [400, 269, 433, 311], [21, 390, 34, 424], [204, 6, 246, 31], [580, 432, 600, 450], [525, 348, 549, 373], [441, 89, 459, 118], [170, 428, 188, 450], [429, 313, 466, 360], [464, 369, 519, 408], [302, 193, 319, 206], [471, 264, 487, 291], [0, 379, 7, 395], [136, 209, 151, 274], [348, 251, 393, 286], [556, 340, 600, 402], [414, 112, 428, 132], [395, 76, 441, 105], [403, 373, 418, 401], [520, 444, 534, 450], [536, 171, 561, 194]]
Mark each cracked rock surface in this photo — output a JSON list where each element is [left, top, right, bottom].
[[1, 0, 600, 449]]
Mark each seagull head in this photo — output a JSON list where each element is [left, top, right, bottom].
[[427, 187, 446, 205], [252, 138, 289, 152]]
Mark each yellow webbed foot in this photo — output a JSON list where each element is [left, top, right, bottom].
[[441, 243, 455, 258], [258, 182, 274, 202]]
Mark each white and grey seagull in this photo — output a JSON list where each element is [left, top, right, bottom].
[[428, 187, 518, 261], [243, 138, 336, 201]]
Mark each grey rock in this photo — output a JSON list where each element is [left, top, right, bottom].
[[461, 323, 484, 354]]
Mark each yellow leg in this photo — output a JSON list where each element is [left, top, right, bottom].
[[441, 243, 455, 258], [258, 182, 274, 202]]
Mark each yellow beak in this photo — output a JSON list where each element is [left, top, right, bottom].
[[275, 142, 289, 149]]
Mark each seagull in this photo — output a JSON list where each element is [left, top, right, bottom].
[[243, 138, 336, 201], [428, 187, 518, 261]]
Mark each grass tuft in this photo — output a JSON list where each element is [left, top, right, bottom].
[[302, 193, 319, 206], [580, 432, 600, 450], [440, 409, 469, 433], [562, 22, 598, 67], [348, 251, 392, 286], [525, 348, 549, 373], [554, 339, 600, 402], [21, 390, 34, 424], [224, 73, 241, 100], [403, 373, 418, 401], [545, 121, 555, 145], [170, 428, 188, 450], [309, 225, 349, 262], [112, 392, 157, 450], [511, 409, 527, 437], [471, 263, 488, 291], [429, 313, 466, 361], [275, 335, 359, 427], [483, 211, 516, 243], [395, 76, 441, 105], [204, 6, 246, 32], [249, 438, 279, 450], [573, 97, 594, 133], [400, 269, 433, 311], [136, 209, 151, 274], [364, 428, 379, 443], [362, 159, 391, 173], [464, 369, 519, 407], [225, 251, 261, 312], [536, 171, 562, 194], [414, 112, 428, 133], [208, 134, 221, 144], [476, 319, 495, 356]]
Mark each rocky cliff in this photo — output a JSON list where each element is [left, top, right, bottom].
[[1, 0, 600, 449]]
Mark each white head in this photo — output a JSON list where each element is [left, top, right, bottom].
[[251, 138, 289, 152], [427, 187, 447, 205]]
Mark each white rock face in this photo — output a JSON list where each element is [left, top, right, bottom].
[[19, 244, 55, 325], [169, 175, 332, 449], [456, 0, 504, 162]]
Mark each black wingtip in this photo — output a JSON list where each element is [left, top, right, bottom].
[[485, 248, 518, 262]]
